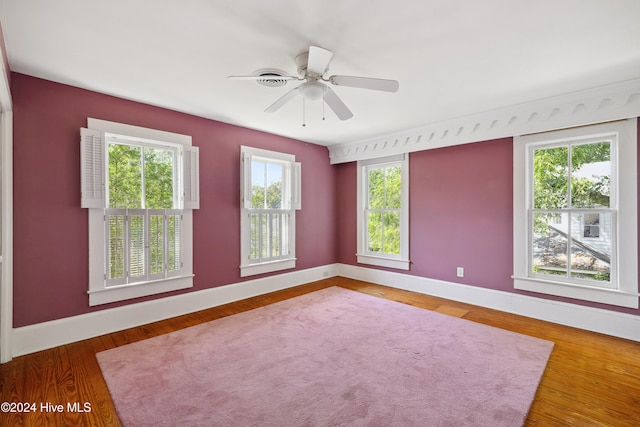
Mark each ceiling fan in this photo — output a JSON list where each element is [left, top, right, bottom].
[[228, 45, 399, 121]]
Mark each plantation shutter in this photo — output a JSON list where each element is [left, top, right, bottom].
[[241, 152, 253, 209], [105, 209, 127, 286], [80, 127, 106, 208], [129, 210, 147, 282], [167, 211, 183, 278], [183, 146, 200, 209], [148, 210, 165, 281], [293, 162, 302, 210]]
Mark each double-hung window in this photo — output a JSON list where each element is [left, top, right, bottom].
[[513, 119, 638, 308], [357, 154, 410, 270], [240, 146, 301, 277], [81, 118, 199, 306]]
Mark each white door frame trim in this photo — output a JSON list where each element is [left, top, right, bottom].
[[0, 56, 12, 362]]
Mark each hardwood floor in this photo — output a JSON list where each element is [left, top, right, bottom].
[[1, 276, 639, 426]]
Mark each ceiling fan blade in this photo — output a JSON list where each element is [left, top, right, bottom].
[[323, 86, 353, 120], [265, 87, 300, 112], [307, 46, 334, 76], [227, 75, 297, 81], [329, 75, 399, 92]]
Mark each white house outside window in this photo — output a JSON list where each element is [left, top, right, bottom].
[[240, 146, 300, 277], [357, 154, 410, 270], [81, 118, 199, 306], [513, 119, 638, 308]]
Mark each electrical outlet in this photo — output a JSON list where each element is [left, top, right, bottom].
[[456, 267, 464, 278]]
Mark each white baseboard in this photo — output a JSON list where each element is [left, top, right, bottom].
[[11, 264, 339, 358], [12, 262, 639, 358], [337, 263, 640, 342]]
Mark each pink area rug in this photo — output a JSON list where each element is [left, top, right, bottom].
[[97, 287, 554, 426]]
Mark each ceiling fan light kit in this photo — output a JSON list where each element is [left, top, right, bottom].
[[299, 81, 326, 101], [228, 45, 399, 123]]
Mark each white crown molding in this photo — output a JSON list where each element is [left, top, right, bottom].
[[337, 264, 640, 342], [328, 79, 640, 164]]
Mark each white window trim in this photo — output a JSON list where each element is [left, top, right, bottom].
[[239, 146, 300, 277], [356, 154, 410, 270], [513, 119, 638, 308], [85, 118, 198, 306]]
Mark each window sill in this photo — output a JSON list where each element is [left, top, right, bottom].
[[357, 254, 410, 270], [88, 275, 194, 306], [240, 258, 296, 277], [513, 276, 639, 308]]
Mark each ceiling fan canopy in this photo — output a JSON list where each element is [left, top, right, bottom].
[[228, 45, 399, 121]]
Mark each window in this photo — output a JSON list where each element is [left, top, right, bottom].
[[104, 138, 183, 285], [582, 213, 601, 239], [513, 119, 638, 308], [81, 118, 199, 306], [357, 154, 409, 270], [240, 146, 300, 277]]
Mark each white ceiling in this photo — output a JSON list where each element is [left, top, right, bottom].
[[1, 0, 639, 147]]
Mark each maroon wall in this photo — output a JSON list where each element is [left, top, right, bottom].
[[335, 136, 640, 316], [334, 162, 357, 264], [409, 138, 514, 290], [12, 73, 337, 327], [12, 72, 640, 327]]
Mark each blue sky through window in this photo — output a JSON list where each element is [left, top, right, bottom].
[[252, 160, 284, 187]]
